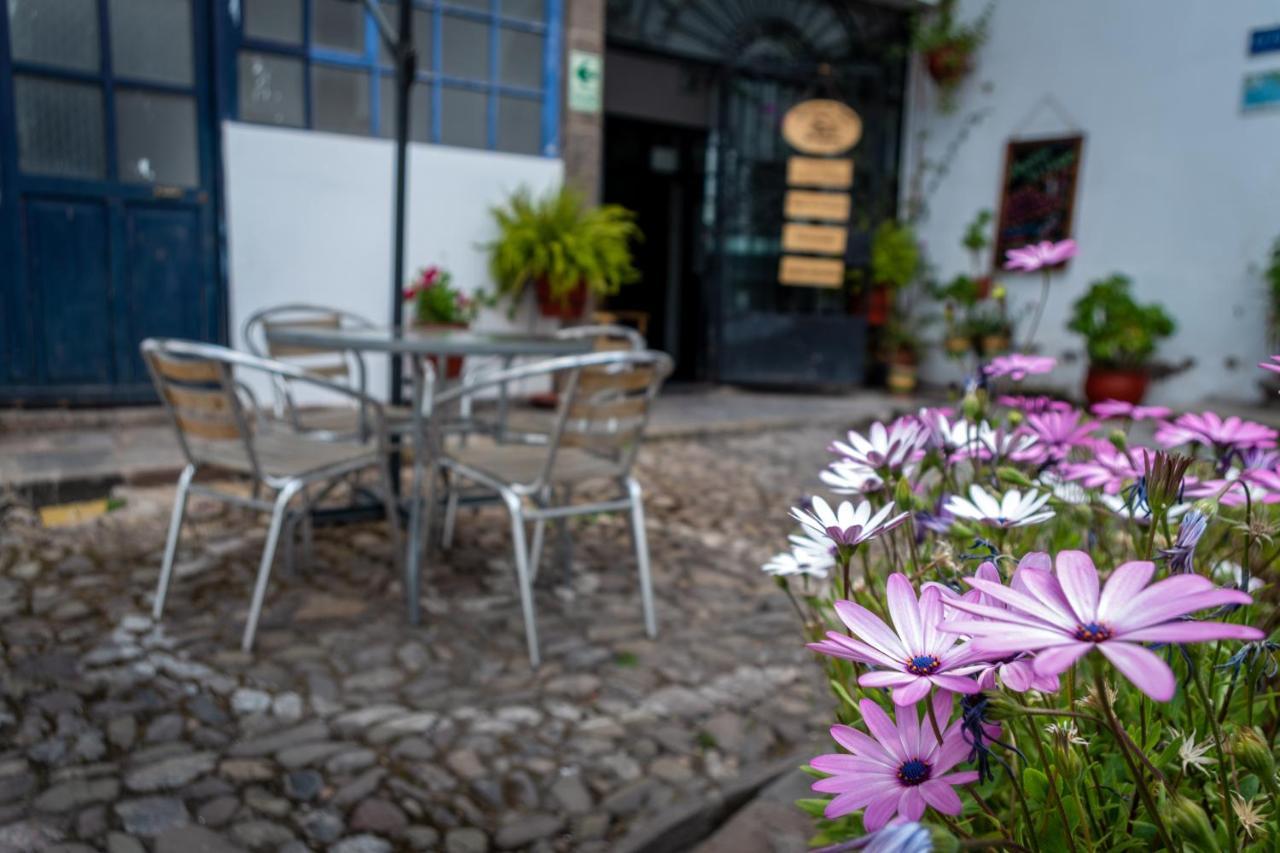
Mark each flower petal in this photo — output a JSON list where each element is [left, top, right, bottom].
[[1119, 621, 1263, 644], [918, 779, 964, 816], [1031, 642, 1092, 676], [885, 573, 925, 651], [1098, 642, 1176, 701], [1054, 550, 1100, 621], [1096, 560, 1155, 622]]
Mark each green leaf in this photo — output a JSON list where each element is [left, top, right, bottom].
[[1022, 766, 1049, 802]]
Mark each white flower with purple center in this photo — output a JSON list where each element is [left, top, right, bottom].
[[831, 419, 927, 472], [945, 485, 1054, 528], [790, 496, 910, 549]]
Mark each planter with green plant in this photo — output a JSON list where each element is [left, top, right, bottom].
[[403, 265, 484, 378], [486, 186, 642, 319], [868, 219, 921, 327], [1067, 273, 1175, 404], [913, 0, 992, 111]]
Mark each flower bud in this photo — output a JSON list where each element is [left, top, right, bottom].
[[928, 824, 960, 853], [1146, 450, 1193, 514], [1165, 795, 1220, 853], [949, 521, 978, 541], [894, 476, 915, 510], [996, 466, 1034, 488], [1231, 727, 1275, 781], [981, 692, 1024, 722], [1192, 498, 1219, 521], [1108, 429, 1127, 452], [1006, 409, 1024, 427], [961, 391, 984, 422]]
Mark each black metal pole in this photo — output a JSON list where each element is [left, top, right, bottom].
[[389, 0, 414, 408]]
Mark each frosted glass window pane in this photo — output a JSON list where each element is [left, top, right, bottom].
[[447, 0, 488, 11], [499, 28, 541, 89], [440, 87, 487, 149], [14, 75, 105, 179], [313, 0, 364, 52], [116, 90, 199, 186], [244, 0, 302, 44], [313, 65, 372, 136], [501, 0, 543, 22], [377, 5, 431, 67], [7, 0, 100, 72], [237, 51, 305, 127], [379, 77, 429, 142], [442, 16, 488, 81], [497, 95, 539, 155], [109, 0, 193, 85]]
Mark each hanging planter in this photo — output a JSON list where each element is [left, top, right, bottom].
[[913, 0, 991, 112]]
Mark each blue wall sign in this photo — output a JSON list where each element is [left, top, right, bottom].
[[1243, 69, 1280, 112], [1250, 25, 1280, 55]]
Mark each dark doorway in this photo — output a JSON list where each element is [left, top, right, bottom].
[[602, 115, 708, 381]]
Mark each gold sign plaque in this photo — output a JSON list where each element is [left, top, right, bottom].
[[784, 190, 851, 222], [782, 223, 848, 255], [782, 99, 862, 155], [779, 255, 845, 288], [786, 157, 854, 189]]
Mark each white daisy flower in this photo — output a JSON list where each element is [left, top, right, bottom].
[[789, 496, 910, 548], [1212, 560, 1264, 593], [944, 485, 1054, 528], [830, 419, 925, 472], [920, 409, 990, 456], [762, 550, 828, 579]]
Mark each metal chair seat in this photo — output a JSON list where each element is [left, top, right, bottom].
[[193, 431, 380, 483], [444, 435, 622, 489]]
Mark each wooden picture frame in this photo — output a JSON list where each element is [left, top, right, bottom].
[[992, 135, 1084, 269]]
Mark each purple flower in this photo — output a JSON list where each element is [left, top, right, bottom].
[[998, 395, 1075, 414], [983, 354, 1057, 381], [1003, 239, 1077, 272], [1155, 412, 1278, 454], [1091, 399, 1172, 421], [1012, 409, 1098, 466], [1060, 442, 1147, 495], [1259, 355, 1280, 375], [943, 550, 1262, 701], [790, 497, 909, 549], [809, 574, 983, 705], [810, 692, 980, 828], [1159, 510, 1208, 574]]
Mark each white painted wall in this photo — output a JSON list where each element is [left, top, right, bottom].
[[904, 0, 1280, 407], [222, 121, 563, 403]]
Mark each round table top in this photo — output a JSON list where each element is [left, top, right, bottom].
[[264, 325, 593, 357]]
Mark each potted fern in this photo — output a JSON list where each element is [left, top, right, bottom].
[[486, 186, 642, 319]]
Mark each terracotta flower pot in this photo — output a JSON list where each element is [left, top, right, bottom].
[[980, 334, 1009, 356], [419, 322, 467, 379], [867, 285, 892, 327], [1084, 365, 1149, 406], [926, 43, 973, 87], [887, 361, 918, 396], [535, 279, 588, 319], [945, 335, 971, 356]]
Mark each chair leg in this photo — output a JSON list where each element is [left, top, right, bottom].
[[153, 464, 196, 621], [502, 491, 540, 667], [441, 474, 460, 550], [626, 477, 657, 638], [528, 489, 549, 582], [241, 482, 302, 653], [379, 456, 404, 579], [557, 485, 574, 586]]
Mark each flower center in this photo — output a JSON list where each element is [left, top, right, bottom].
[[1074, 622, 1112, 642], [906, 654, 941, 675], [896, 758, 932, 786]]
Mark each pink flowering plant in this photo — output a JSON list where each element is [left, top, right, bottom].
[[769, 357, 1280, 851], [403, 265, 486, 326]]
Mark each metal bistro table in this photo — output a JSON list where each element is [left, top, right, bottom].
[[262, 325, 591, 625]]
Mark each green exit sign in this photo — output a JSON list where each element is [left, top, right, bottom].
[[568, 50, 602, 114]]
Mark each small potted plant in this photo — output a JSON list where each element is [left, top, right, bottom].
[[403, 265, 483, 378], [1068, 273, 1175, 404], [913, 0, 992, 111], [486, 186, 641, 319], [869, 219, 921, 326], [1262, 236, 1280, 398]]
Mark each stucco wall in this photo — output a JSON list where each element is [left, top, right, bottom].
[[222, 121, 563, 402], [904, 0, 1280, 406]]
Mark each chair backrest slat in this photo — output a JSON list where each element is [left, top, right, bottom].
[[262, 314, 344, 359], [547, 355, 666, 477]]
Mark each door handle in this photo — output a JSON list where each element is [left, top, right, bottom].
[[152, 185, 184, 200]]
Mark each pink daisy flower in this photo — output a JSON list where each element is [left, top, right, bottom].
[[808, 574, 983, 705], [1003, 239, 1077, 272], [1154, 412, 1278, 454], [1012, 409, 1098, 466], [942, 550, 1262, 701], [1259, 355, 1280, 375], [1059, 442, 1147, 495], [1184, 451, 1280, 506], [983, 354, 1057, 381], [1090, 399, 1172, 421], [997, 395, 1075, 414], [810, 692, 980, 828]]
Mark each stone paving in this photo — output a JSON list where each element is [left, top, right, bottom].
[[0, 426, 842, 853]]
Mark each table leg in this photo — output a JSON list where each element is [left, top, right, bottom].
[[496, 354, 514, 441]]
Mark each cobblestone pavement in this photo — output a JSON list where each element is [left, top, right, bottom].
[[0, 427, 839, 853]]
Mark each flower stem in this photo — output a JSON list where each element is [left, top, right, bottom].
[[1091, 665, 1177, 851], [1021, 270, 1052, 349], [1190, 656, 1239, 852], [1021, 717, 1079, 853]]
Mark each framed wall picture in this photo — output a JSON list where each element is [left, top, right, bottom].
[[992, 135, 1085, 268]]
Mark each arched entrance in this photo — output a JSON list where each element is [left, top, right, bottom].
[[602, 0, 909, 386]]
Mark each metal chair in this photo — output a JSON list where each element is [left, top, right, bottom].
[[141, 338, 402, 652], [242, 303, 413, 440], [428, 349, 673, 666]]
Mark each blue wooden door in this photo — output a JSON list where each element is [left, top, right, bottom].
[[0, 0, 222, 404]]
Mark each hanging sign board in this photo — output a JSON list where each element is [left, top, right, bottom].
[[779, 256, 844, 288], [781, 223, 848, 255], [784, 190, 851, 222], [786, 156, 853, 189], [992, 135, 1083, 267], [781, 99, 863, 155], [568, 50, 602, 114]]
